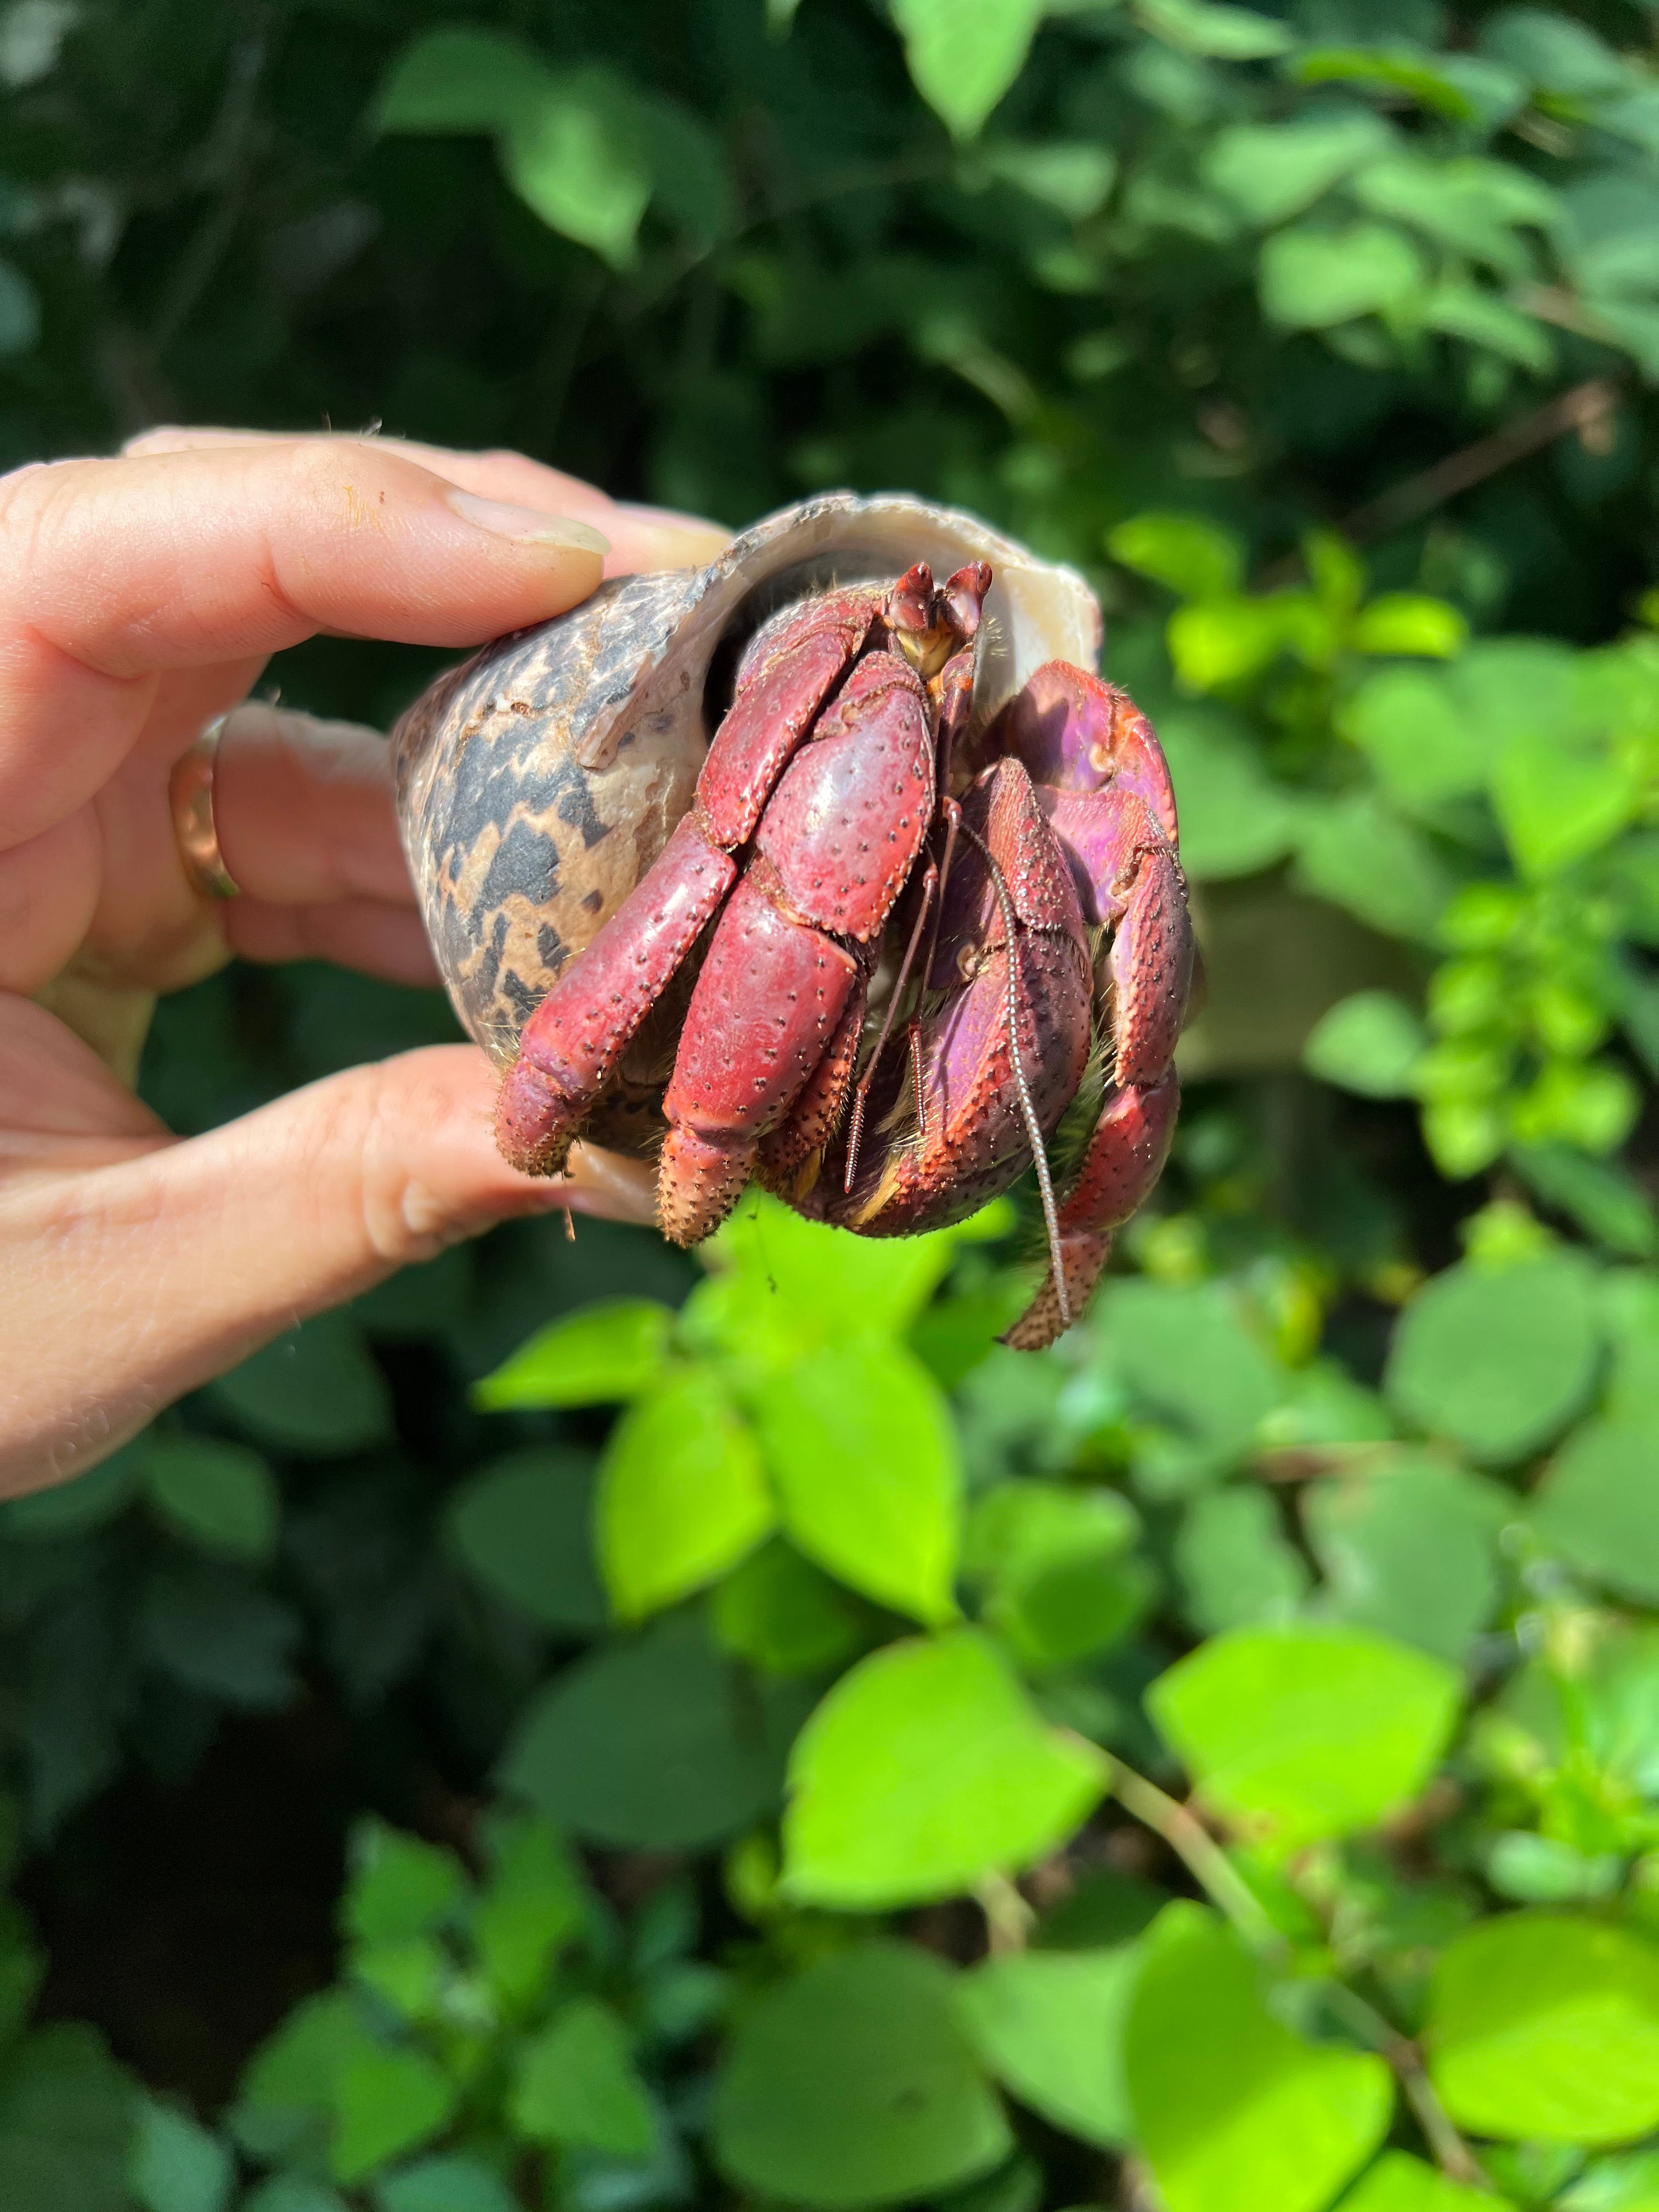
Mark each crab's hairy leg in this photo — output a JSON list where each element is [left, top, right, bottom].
[[830, 758, 1091, 1237], [495, 814, 736, 1175], [1002, 1069, 1181, 1351], [658, 648, 938, 1243]]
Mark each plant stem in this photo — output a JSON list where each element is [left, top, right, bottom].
[[1109, 1760, 1489, 2188], [1108, 1758, 1286, 1960], [975, 1871, 1035, 1955]]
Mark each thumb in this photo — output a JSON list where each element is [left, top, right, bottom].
[[2, 1046, 657, 1494]]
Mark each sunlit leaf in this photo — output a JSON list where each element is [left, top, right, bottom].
[[472, 1300, 672, 1410], [958, 1946, 1139, 2146], [1260, 223, 1425, 329], [1304, 991, 1426, 1098], [597, 1368, 774, 1620], [1385, 1256, 1600, 1463], [510, 2000, 654, 2155], [891, 0, 1045, 141]]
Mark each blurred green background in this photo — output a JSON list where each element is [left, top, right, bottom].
[[7, 1, 1659, 2208]]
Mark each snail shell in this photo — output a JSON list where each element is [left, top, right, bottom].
[[392, 490, 1102, 1074]]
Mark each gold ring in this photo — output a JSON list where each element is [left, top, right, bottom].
[[168, 717, 242, 900]]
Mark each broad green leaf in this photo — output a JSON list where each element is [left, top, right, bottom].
[[1107, 512, 1243, 599], [713, 1190, 970, 1342], [1125, 1905, 1392, 2212], [1480, 10, 1630, 99], [1149, 1623, 1462, 1851], [1304, 991, 1426, 1098], [891, 0, 1045, 140], [1531, 1418, 1659, 1605], [958, 1946, 1139, 2146], [510, 2000, 654, 2155], [712, 1540, 868, 1675], [1097, 1280, 1282, 1459], [1351, 595, 1467, 659], [445, 1447, 606, 1632], [0, 2027, 138, 2212], [144, 1438, 278, 1562], [1035, 1867, 1168, 1951], [1350, 153, 1557, 276], [1293, 793, 1456, 943], [235, 1992, 379, 2164], [714, 1944, 1011, 2208], [1158, 706, 1299, 879], [966, 1481, 1152, 1667], [983, 142, 1116, 219], [245, 2181, 349, 2212], [208, 1316, 392, 1454], [472, 1816, 585, 2012], [783, 1630, 1108, 1907], [1260, 223, 1425, 329], [1424, 281, 1555, 373], [1512, 1144, 1657, 1260], [499, 69, 652, 270], [1167, 595, 1308, 691], [1561, 2154, 1659, 2212], [130, 2100, 234, 2212], [1200, 114, 1391, 228], [499, 1612, 808, 1850], [757, 1340, 960, 1624], [138, 1565, 301, 1708], [343, 1820, 465, 1944], [1174, 1486, 1308, 1633], [1137, 0, 1294, 60], [598, 1368, 774, 1620], [373, 27, 547, 133], [1339, 666, 1494, 812], [472, 1300, 671, 1410], [1492, 737, 1636, 879], [1304, 1453, 1506, 1662], [1339, 2149, 1510, 2211], [1427, 1914, 1659, 2144], [1385, 1256, 1600, 1463], [1291, 46, 1476, 119], [331, 2047, 458, 2186], [374, 2158, 519, 2212]]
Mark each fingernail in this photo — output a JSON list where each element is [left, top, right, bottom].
[[447, 489, 610, 554]]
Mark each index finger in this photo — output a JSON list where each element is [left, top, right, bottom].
[[0, 439, 607, 849]]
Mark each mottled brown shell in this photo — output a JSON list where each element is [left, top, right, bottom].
[[393, 492, 1101, 1071]]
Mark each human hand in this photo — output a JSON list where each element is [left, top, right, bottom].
[[0, 430, 729, 1496]]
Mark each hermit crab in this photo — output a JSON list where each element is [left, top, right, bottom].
[[394, 495, 1193, 1348]]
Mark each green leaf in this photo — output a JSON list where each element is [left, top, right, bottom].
[[966, 1482, 1152, 1667], [1167, 595, 1310, 691], [1492, 737, 1637, 879], [1107, 513, 1244, 599], [129, 2100, 234, 2212], [208, 1316, 392, 1454], [1338, 665, 1494, 814], [757, 1341, 961, 1624], [1260, 223, 1425, 329], [1304, 991, 1426, 1098], [598, 1368, 774, 1620], [245, 2182, 350, 2212], [472, 1300, 672, 1410], [1303, 1453, 1506, 1662], [373, 2157, 520, 2212], [891, 0, 1045, 140], [1136, 0, 1294, 60], [1148, 1623, 1463, 1852], [1560, 2154, 1659, 2212], [0, 2027, 138, 2212], [1339, 2149, 1509, 2211], [958, 1946, 1139, 2146], [1125, 1905, 1392, 2212], [782, 1630, 1108, 1908], [1200, 114, 1391, 228], [1351, 595, 1468, 659], [713, 1190, 971, 1342], [499, 68, 652, 270], [343, 1820, 466, 1944], [143, 1438, 279, 1562], [331, 2047, 458, 2186], [499, 1612, 808, 1849], [1291, 46, 1476, 119], [1157, 707, 1300, 880], [712, 1540, 868, 1675], [1423, 281, 1556, 373], [1294, 792, 1456, 943], [1511, 1144, 1658, 1260], [1097, 1280, 1282, 1460], [0, 1443, 140, 1538], [235, 1992, 377, 2164], [510, 1999, 654, 2155], [714, 1943, 1012, 2208], [472, 1816, 585, 2012], [983, 142, 1116, 220], [1531, 1418, 1659, 1605], [1385, 1256, 1601, 1463], [1427, 1914, 1659, 2145], [445, 1446, 608, 1633], [138, 1565, 301, 1708], [1174, 1487, 1309, 1633], [373, 27, 546, 133]]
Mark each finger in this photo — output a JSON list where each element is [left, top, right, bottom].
[[0, 441, 608, 849], [213, 703, 413, 906], [1, 1043, 659, 1492], [223, 895, 441, 986], [124, 427, 732, 575]]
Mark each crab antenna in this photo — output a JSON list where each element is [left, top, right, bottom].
[[844, 860, 939, 1193], [957, 817, 1071, 1331]]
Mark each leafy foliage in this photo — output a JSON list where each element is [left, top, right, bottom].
[[7, 0, 1659, 2205]]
